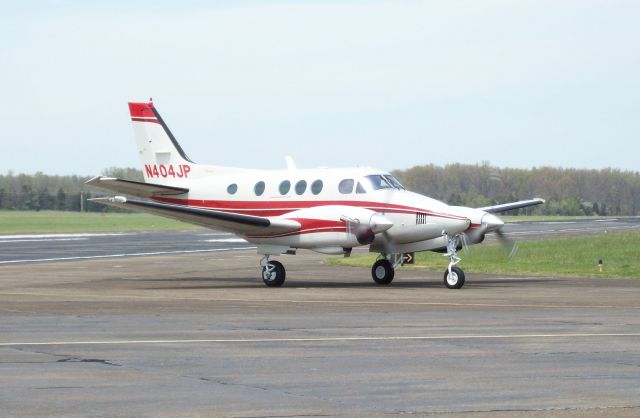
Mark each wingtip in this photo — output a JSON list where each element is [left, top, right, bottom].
[[85, 175, 103, 185], [88, 196, 127, 203]]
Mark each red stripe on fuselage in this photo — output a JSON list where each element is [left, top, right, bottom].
[[247, 226, 348, 239], [152, 197, 467, 220], [247, 219, 346, 239]]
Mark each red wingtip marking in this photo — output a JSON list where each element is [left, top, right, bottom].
[[128, 102, 155, 118]]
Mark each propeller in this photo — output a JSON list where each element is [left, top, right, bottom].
[[480, 213, 518, 259], [461, 212, 518, 259], [495, 227, 518, 259]]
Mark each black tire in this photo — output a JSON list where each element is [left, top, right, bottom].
[[443, 266, 465, 289], [262, 260, 286, 287], [371, 259, 394, 285]]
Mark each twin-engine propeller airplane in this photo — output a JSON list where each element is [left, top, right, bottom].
[[87, 101, 544, 289]]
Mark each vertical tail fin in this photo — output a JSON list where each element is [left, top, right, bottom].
[[129, 101, 197, 183]]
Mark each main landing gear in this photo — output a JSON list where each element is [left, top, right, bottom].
[[370, 253, 404, 286], [371, 258, 394, 285], [261, 255, 286, 287], [369, 233, 467, 289]]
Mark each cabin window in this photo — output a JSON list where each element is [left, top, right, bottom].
[[295, 180, 307, 195], [279, 180, 291, 195], [338, 179, 354, 194], [356, 182, 366, 194], [227, 183, 238, 195], [254, 181, 265, 196], [311, 179, 323, 195]]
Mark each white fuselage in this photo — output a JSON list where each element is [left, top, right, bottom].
[[150, 165, 486, 255]]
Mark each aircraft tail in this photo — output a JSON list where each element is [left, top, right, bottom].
[[129, 101, 199, 183]]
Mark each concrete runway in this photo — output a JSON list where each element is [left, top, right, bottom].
[[1, 218, 640, 416]]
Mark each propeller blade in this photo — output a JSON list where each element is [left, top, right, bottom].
[[459, 233, 470, 252], [495, 228, 518, 259]]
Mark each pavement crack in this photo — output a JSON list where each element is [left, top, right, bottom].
[[57, 357, 121, 367], [9, 346, 121, 367]]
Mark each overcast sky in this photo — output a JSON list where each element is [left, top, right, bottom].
[[1, 0, 639, 175]]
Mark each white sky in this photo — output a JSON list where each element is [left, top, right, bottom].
[[1, 0, 639, 175]]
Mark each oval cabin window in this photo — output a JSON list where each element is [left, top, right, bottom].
[[254, 181, 265, 196], [295, 180, 307, 195], [279, 180, 291, 195], [311, 180, 323, 195]]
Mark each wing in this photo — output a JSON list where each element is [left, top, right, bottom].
[[477, 198, 545, 214], [90, 196, 300, 235], [86, 176, 188, 198]]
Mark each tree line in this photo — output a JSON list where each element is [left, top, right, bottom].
[[0, 168, 142, 212], [1, 164, 639, 215], [392, 163, 640, 216]]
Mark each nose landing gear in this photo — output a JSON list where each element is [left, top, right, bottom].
[[443, 233, 465, 289]]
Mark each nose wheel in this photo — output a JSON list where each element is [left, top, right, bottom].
[[261, 256, 286, 287], [444, 266, 465, 289]]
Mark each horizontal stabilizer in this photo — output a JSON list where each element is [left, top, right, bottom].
[[85, 176, 188, 198], [478, 198, 545, 214], [89, 196, 300, 235]]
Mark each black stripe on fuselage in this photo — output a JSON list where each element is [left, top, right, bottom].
[[127, 199, 271, 227]]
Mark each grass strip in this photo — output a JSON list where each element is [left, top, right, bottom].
[[0, 211, 203, 234], [326, 230, 640, 279]]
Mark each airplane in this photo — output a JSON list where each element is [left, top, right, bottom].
[[87, 100, 544, 289]]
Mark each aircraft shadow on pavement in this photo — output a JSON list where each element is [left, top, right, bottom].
[[138, 276, 556, 290]]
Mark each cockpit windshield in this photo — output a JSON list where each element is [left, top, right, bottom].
[[361, 175, 405, 191], [383, 175, 405, 190]]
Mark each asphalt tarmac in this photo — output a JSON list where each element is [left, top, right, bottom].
[[1, 218, 639, 416], [1, 217, 639, 265]]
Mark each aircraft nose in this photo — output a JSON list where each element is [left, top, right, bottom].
[[482, 213, 504, 232], [369, 213, 393, 234]]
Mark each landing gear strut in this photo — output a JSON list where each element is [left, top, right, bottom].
[[261, 255, 286, 287], [443, 233, 465, 289]]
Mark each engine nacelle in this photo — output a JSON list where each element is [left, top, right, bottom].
[[282, 205, 393, 249]]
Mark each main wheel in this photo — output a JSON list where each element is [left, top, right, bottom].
[[443, 266, 465, 289], [262, 260, 286, 287], [371, 259, 394, 285]]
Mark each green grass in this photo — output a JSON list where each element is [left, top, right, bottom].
[[502, 215, 614, 223], [0, 211, 203, 234], [327, 230, 640, 278]]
